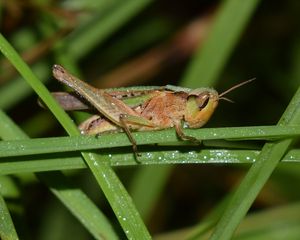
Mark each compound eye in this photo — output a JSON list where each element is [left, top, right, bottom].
[[196, 93, 210, 110]]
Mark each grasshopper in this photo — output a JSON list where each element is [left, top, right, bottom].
[[51, 64, 253, 157]]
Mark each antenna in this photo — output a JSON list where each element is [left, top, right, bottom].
[[219, 78, 255, 98]]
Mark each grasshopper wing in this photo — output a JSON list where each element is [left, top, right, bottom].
[[49, 92, 91, 111], [52, 65, 156, 128]]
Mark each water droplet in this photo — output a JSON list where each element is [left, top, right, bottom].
[[289, 155, 295, 160], [146, 152, 153, 159]]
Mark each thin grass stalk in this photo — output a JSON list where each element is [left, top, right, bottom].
[[209, 87, 300, 239]]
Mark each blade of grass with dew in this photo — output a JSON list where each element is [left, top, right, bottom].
[[0, 193, 19, 240], [0, 35, 151, 239], [209, 87, 300, 240], [181, 0, 261, 88], [0, 149, 263, 174], [0, 110, 118, 240], [1, 147, 300, 175], [1, 125, 300, 157], [67, 0, 154, 60]]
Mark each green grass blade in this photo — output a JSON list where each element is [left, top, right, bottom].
[[1, 146, 300, 175], [0, 110, 118, 240], [82, 152, 152, 239], [0, 109, 28, 139], [37, 172, 118, 240], [67, 0, 154, 60], [233, 202, 300, 240], [209, 86, 300, 240], [181, 0, 261, 88], [0, 194, 19, 240], [0, 125, 299, 157], [0, 33, 151, 239], [0, 34, 78, 134], [156, 202, 300, 240]]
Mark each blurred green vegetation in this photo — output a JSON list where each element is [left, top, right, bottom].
[[1, 0, 300, 239]]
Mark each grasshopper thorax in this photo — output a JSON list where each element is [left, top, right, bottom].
[[184, 88, 219, 128]]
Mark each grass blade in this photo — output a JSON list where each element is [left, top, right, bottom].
[[67, 0, 154, 60], [0, 194, 19, 240], [0, 125, 299, 157], [0, 35, 151, 239], [181, 0, 261, 88], [209, 87, 300, 239], [1, 148, 300, 175], [37, 172, 118, 240], [0, 110, 118, 240], [156, 202, 300, 240]]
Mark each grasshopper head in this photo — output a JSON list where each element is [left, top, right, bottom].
[[184, 88, 219, 128], [184, 79, 255, 128]]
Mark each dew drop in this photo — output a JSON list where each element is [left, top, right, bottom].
[[289, 155, 295, 160]]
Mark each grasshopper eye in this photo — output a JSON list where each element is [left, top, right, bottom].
[[196, 94, 210, 110]]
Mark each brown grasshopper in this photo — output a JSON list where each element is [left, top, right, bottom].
[[51, 64, 253, 157]]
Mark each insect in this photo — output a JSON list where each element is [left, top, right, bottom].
[[51, 64, 253, 158]]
